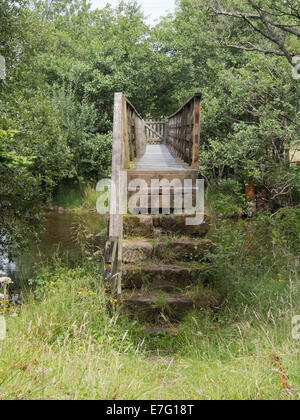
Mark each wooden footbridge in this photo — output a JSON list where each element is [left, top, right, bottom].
[[105, 92, 221, 327]]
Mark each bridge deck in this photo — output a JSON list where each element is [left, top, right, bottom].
[[137, 144, 183, 171]]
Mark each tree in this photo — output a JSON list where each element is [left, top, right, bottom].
[[0, 1, 72, 254], [210, 0, 300, 65]]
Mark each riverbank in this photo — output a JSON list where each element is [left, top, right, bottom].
[[0, 213, 299, 400], [50, 182, 101, 212], [0, 209, 106, 293]]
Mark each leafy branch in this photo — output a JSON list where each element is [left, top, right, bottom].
[[211, 0, 300, 64]]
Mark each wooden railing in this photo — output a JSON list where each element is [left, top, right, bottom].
[[121, 95, 147, 169], [145, 120, 167, 143], [166, 93, 201, 168], [105, 93, 146, 297]]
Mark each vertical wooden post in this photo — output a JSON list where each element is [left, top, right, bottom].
[[192, 93, 201, 169], [165, 119, 169, 144], [135, 114, 146, 159], [138, 118, 146, 157], [128, 110, 135, 161], [122, 96, 130, 169], [108, 92, 124, 298], [134, 114, 139, 158], [110, 92, 122, 239]]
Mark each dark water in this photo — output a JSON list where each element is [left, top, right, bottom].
[[0, 211, 106, 291]]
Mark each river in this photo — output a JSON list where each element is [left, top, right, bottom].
[[0, 210, 106, 293]]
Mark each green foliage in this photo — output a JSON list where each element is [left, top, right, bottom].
[[0, 129, 43, 256], [53, 86, 112, 179], [0, 1, 71, 253], [271, 207, 300, 254], [197, 43, 299, 202], [209, 0, 299, 65], [208, 179, 247, 218], [2, 95, 72, 191], [0, 129, 34, 167], [205, 211, 300, 292]]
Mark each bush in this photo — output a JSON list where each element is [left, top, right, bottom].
[[207, 179, 247, 219]]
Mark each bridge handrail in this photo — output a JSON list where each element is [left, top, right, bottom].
[[167, 93, 202, 169]]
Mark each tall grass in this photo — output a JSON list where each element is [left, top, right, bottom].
[[54, 182, 84, 209], [53, 182, 101, 211], [0, 213, 299, 400], [82, 184, 102, 211]]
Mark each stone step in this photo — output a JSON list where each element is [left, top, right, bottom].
[[122, 291, 222, 322], [121, 239, 213, 264], [122, 264, 209, 291], [123, 215, 154, 238], [121, 241, 153, 263], [154, 239, 213, 263], [153, 215, 209, 236], [123, 214, 210, 238]]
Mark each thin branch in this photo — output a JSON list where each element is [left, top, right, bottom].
[[211, 3, 296, 64], [269, 1, 300, 21], [247, 0, 294, 64], [225, 43, 286, 57], [212, 9, 300, 37]]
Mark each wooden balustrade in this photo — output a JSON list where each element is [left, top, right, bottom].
[[122, 95, 147, 169], [166, 93, 201, 169]]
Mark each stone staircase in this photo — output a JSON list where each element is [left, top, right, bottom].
[[119, 213, 222, 327]]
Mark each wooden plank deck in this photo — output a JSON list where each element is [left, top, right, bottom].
[[137, 144, 183, 170]]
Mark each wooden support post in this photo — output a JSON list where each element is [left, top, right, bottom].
[[122, 97, 130, 169], [134, 113, 140, 158], [110, 93, 122, 239], [108, 92, 124, 297], [137, 118, 146, 158]]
